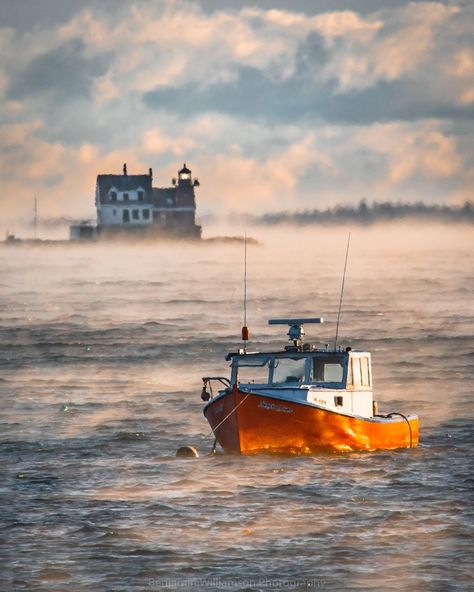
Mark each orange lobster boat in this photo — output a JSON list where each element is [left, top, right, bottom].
[[201, 318, 419, 454]]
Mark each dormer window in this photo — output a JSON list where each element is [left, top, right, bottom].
[[137, 191, 144, 201], [110, 191, 117, 202], [123, 193, 129, 201]]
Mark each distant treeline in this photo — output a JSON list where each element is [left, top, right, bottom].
[[253, 201, 474, 226], [23, 201, 474, 228]]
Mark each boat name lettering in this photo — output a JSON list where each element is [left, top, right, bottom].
[[258, 400, 294, 414]]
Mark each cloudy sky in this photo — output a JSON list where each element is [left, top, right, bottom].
[[1, 0, 473, 225]]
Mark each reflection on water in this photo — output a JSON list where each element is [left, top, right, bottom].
[[0, 225, 472, 591]]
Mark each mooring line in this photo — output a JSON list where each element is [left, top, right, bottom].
[[206, 391, 251, 443]]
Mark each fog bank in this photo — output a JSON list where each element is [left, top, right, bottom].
[[246, 201, 474, 227]]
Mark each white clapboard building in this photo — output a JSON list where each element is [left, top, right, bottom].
[[70, 163, 201, 239]]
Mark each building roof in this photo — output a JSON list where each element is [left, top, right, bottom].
[[96, 165, 197, 209], [97, 174, 153, 197]]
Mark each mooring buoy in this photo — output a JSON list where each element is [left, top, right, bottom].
[[176, 445, 199, 458]]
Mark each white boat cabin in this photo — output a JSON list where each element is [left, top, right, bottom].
[[223, 318, 375, 418], [226, 349, 373, 417]]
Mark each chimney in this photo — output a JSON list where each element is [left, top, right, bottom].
[[123, 163, 127, 176]]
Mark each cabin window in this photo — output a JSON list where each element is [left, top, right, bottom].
[[312, 356, 344, 384], [350, 358, 361, 387], [273, 357, 306, 384], [347, 359, 353, 386], [360, 357, 371, 387], [143, 209, 150, 220], [122, 209, 130, 223], [235, 357, 270, 385], [132, 209, 140, 220]]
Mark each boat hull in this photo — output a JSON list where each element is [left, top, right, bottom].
[[204, 387, 419, 454]]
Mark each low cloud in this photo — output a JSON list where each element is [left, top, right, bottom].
[[321, 3, 460, 91], [8, 38, 109, 101], [0, 0, 473, 224]]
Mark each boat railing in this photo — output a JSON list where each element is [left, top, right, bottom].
[[201, 376, 231, 401]]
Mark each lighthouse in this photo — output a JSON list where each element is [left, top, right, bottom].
[[83, 162, 201, 239]]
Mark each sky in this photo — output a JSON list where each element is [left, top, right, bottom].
[[0, 0, 473, 226]]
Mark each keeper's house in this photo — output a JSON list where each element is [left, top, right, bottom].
[[70, 163, 201, 239]]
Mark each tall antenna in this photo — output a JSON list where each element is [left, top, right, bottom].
[[244, 232, 247, 327], [241, 232, 249, 351], [334, 232, 351, 350], [34, 196, 37, 240]]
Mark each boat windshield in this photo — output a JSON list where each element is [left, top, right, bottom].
[[312, 355, 345, 385], [232, 352, 347, 387], [273, 357, 306, 384], [235, 356, 271, 384]]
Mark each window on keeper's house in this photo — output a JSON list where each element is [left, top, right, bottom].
[[110, 191, 117, 201], [137, 191, 144, 201], [143, 209, 150, 220], [132, 209, 139, 220], [123, 193, 129, 201]]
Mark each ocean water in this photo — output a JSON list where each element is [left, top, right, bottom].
[[0, 225, 472, 592]]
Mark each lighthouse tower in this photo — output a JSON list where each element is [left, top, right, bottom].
[[176, 164, 199, 207], [152, 163, 201, 238]]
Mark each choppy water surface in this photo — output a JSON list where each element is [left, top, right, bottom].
[[0, 226, 472, 591]]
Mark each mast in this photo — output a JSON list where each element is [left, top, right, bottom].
[[241, 233, 249, 351], [334, 233, 351, 351]]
